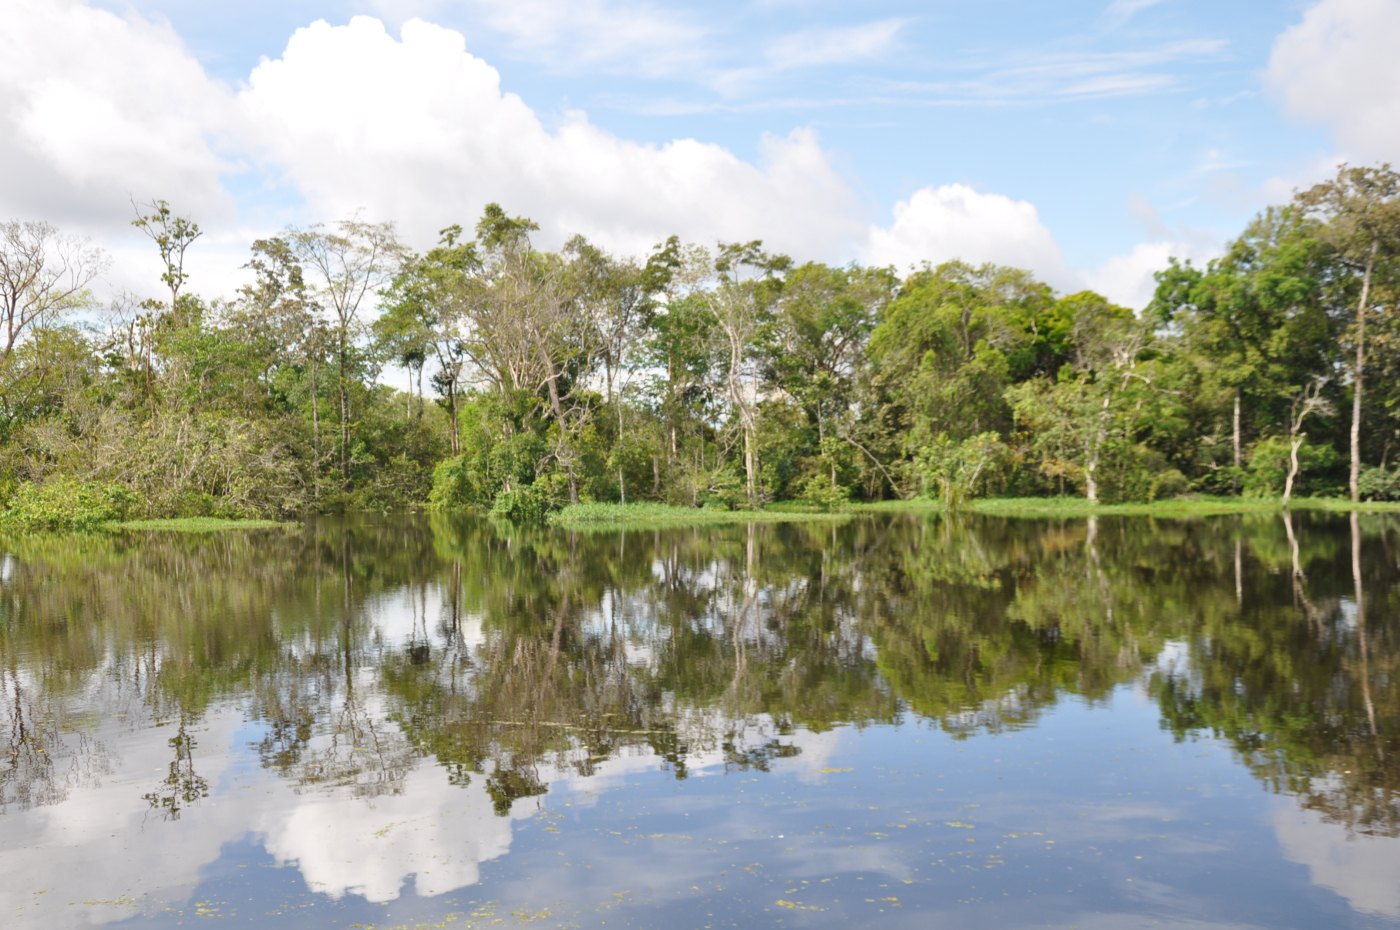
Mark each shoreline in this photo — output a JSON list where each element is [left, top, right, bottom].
[[548, 497, 1400, 528]]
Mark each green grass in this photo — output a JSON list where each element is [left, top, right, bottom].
[[547, 502, 845, 528], [855, 496, 1400, 518], [548, 495, 1400, 528], [109, 517, 296, 532]]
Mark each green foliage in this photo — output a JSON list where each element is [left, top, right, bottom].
[[488, 474, 570, 522], [797, 472, 851, 511], [913, 432, 1007, 507], [8, 179, 1400, 526], [1358, 465, 1400, 501], [489, 486, 548, 522], [0, 478, 139, 531], [1244, 436, 1339, 497]]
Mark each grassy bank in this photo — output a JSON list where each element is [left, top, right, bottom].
[[547, 502, 845, 528], [855, 496, 1400, 518], [549, 496, 1400, 529], [110, 517, 295, 532]]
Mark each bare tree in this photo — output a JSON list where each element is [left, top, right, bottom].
[[0, 220, 105, 362], [1282, 377, 1333, 508]]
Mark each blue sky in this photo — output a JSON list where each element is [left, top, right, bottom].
[[2, 0, 1395, 306]]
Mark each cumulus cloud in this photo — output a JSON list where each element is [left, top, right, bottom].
[[861, 184, 1079, 290], [0, 0, 232, 226], [1086, 241, 1180, 309], [1267, 0, 1400, 161], [238, 17, 865, 258], [0, 2, 1180, 304], [1085, 195, 1219, 309]]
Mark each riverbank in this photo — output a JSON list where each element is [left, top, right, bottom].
[[951, 496, 1400, 517], [546, 502, 846, 528], [547, 496, 1400, 528], [110, 517, 294, 532]]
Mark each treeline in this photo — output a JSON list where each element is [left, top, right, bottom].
[[0, 165, 1397, 520]]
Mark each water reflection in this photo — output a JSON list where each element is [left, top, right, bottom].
[[1, 511, 1397, 926]]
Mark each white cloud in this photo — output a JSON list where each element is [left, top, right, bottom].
[[1273, 800, 1400, 918], [766, 20, 907, 71], [1101, 0, 1169, 30], [0, 0, 232, 226], [261, 762, 518, 902], [1086, 241, 1180, 309], [1085, 194, 1219, 309], [861, 184, 1079, 290], [1267, 0, 1400, 161], [238, 16, 865, 258], [875, 39, 1225, 105], [373, 0, 709, 78], [0, 2, 1182, 308]]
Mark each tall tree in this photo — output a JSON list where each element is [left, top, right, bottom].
[[377, 225, 479, 456], [677, 242, 789, 506], [459, 204, 597, 504], [1297, 164, 1400, 501], [0, 220, 104, 364], [1006, 293, 1155, 503], [1151, 207, 1336, 493], [289, 218, 404, 488], [131, 199, 201, 326], [762, 262, 895, 486]]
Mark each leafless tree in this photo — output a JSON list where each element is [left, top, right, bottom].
[[0, 220, 105, 362], [1282, 376, 1333, 508]]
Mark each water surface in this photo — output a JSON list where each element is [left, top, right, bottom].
[[2, 511, 1397, 929]]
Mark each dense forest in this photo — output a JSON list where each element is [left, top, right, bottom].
[[0, 164, 1398, 522]]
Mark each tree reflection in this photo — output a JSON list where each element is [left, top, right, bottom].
[[0, 510, 1395, 832], [1152, 511, 1400, 836]]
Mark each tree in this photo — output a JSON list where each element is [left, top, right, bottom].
[[1006, 293, 1155, 503], [868, 261, 1058, 497], [679, 242, 789, 506], [0, 220, 104, 364], [377, 225, 479, 456], [131, 199, 201, 326], [456, 204, 600, 505], [762, 262, 895, 487], [1297, 164, 1400, 501], [288, 218, 404, 488], [1152, 209, 1336, 494], [236, 236, 332, 484], [1281, 377, 1333, 507]]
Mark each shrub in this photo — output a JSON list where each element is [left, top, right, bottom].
[[1358, 465, 1400, 501], [1244, 436, 1338, 497], [489, 487, 545, 522], [429, 455, 483, 510], [914, 432, 1007, 508], [798, 473, 851, 511], [487, 474, 571, 523], [0, 478, 139, 532]]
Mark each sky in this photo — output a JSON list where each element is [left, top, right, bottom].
[[1, 0, 1397, 309]]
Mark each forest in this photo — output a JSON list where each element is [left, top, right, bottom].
[[0, 164, 1398, 523]]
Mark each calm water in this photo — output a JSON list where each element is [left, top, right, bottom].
[[1, 511, 1397, 930]]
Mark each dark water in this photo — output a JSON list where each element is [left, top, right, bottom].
[[1, 511, 1397, 930]]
